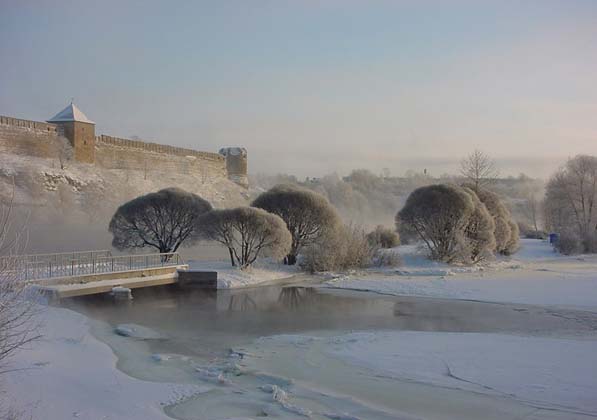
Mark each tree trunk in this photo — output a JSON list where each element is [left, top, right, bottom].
[[286, 253, 297, 265], [228, 248, 236, 267]]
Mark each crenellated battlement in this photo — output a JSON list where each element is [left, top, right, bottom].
[[0, 115, 60, 134], [95, 135, 224, 163]]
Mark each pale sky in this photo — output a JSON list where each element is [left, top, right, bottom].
[[1, 0, 596, 178]]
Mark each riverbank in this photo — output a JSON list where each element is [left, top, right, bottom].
[[322, 239, 597, 311], [188, 259, 299, 288], [3, 306, 209, 420]]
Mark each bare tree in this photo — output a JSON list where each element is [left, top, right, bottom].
[[251, 184, 341, 265], [460, 150, 499, 192], [0, 182, 40, 379], [55, 137, 73, 170], [523, 190, 542, 235], [109, 188, 212, 256], [197, 207, 291, 268]]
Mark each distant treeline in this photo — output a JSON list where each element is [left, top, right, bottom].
[[250, 170, 545, 231]]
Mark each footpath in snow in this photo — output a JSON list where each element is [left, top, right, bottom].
[[323, 239, 597, 311]]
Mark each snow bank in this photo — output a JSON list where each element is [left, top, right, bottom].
[[329, 331, 597, 414], [324, 239, 597, 310], [4, 306, 210, 420], [188, 259, 298, 289]]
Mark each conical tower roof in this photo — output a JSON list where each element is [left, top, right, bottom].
[[47, 102, 94, 124]]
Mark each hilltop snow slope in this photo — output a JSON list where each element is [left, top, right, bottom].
[[323, 239, 597, 310]]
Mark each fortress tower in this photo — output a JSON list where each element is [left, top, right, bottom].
[[219, 147, 248, 187], [47, 102, 95, 163]]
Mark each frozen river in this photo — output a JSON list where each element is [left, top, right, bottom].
[[65, 281, 597, 420]]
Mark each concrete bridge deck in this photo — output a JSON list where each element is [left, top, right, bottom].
[[33, 266, 185, 299]]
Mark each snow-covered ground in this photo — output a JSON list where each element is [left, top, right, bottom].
[[329, 331, 597, 414], [188, 259, 299, 288], [4, 307, 210, 420], [323, 239, 597, 310]]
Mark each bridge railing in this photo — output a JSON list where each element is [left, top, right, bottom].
[[17, 250, 111, 263], [19, 252, 183, 281], [0, 250, 112, 270]]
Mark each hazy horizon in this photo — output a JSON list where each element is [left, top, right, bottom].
[[1, 0, 595, 178]]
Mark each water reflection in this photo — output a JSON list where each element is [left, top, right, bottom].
[[65, 283, 597, 352], [277, 287, 313, 309], [226, 292, 258, 311]]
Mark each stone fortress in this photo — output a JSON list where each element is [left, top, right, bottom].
[[0, 102, 248, 187]]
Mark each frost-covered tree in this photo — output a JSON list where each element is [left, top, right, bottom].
[[197, 207, 291, 268], [301, 223, 376, 272], [109, 188, 212, 256], [471, 187, 519, 255], [505, 220, 520, 255], [544, 155, 597, 253], [461, 187, 496, 263], [366, 225, 400, 249], [397, 184, 475, 262], [251, 184, 341, 264], [55, 137, 73, 170]]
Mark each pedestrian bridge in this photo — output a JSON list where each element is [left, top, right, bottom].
[[3, 250, 217, 299]]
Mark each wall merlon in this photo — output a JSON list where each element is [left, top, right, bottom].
[[0, 115, 59, 134], [95, 134, 225, 162]]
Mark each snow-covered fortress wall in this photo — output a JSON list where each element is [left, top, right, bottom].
[[95, 135, 227, 177], [0, 114, 246, 185], [0, 115, 70, 160]]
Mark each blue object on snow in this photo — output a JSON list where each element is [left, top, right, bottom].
[[549, 233, 559, 244]]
